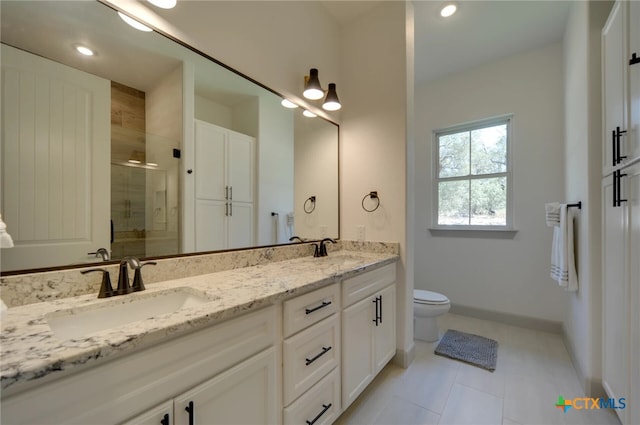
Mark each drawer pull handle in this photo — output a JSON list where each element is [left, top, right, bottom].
[[160, 413, 170, 425], [185, 401, 194, 425], [306, 403, 332, 425], [305, 301, 332, 315], [306, 346, 332, 366]]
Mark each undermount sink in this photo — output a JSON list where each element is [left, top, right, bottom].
[[45, 288, 210, 339]]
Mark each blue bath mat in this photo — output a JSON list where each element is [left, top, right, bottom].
[[434, 329, 498, 372]]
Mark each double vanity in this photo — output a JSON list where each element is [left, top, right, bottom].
[[0, 243, 399, 424]]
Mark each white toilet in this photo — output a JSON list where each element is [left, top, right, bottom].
[[413, 289, 451, 342]]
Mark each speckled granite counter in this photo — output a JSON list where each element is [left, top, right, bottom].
[[0, 250, 398, 395]]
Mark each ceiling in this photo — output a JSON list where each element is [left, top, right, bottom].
[[322, 0, 573, 84]]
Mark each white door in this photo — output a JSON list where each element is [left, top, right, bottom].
[[1, 45, 110, 271], [174, 348, 277, 425], [601, 173, 629, 425], [602, 1, 627, 174], [374, 285, 396, 373], [342, 295, 375, 409], [228, 202, 254, 249]]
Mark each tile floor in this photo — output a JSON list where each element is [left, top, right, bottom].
[[334, 313, 621, 425]]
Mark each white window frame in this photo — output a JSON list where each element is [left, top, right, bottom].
[[432, 115, 514, 231]]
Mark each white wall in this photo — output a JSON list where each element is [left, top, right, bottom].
[[194, 95, 232, 129], [340, 2, 413, 362], [256, 96, 295, 245], [562, 0, 612, 395], [294, 116, 339, 240], [414, 43, 567, 322]]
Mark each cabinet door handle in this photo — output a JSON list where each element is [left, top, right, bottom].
[[306, 403, 332, 425], [616, 126, 627, 164], [229, 202, 233, 217], [305, 301, 332, 315], [225, 202, 229, 216], [229, 186, 233, 200], [225, 186, 229, 200], [185, 401, 194, 425], [372, 296, 381, 326], [612, 130, 617, 167], [160, 413, 170, 425], [305, 346, 332, 366], [613, 172, 618, 208], [618, 170, 628, 206]]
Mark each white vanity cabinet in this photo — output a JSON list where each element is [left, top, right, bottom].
[[341, 263, 396, 410], [282, 283, 342, 425], [1, 306, 278, 425], [123, 348, 277, 425]]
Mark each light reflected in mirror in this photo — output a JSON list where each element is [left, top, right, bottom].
[[0, 0, 339, 273]]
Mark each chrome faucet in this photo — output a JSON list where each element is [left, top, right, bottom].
[[88, 248, 110, 261]]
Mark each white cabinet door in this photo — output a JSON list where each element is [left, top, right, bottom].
[[121, 400, 173, 425], [342, 294, 376, 409], [602, 173, 629, 425], [374, 284, 396, 373], [627, 0, 640, 164], [0, 44, 110, 271], [227, 201, 254, 249], [228, 132, 254, 203], [174, 348, 277, 425], [602, 1, 627, 174], [194, 121, 226, 201], [627, 163, 640, 425], [195, 199, 228, 252]]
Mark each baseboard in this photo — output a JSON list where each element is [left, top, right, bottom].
[[392, 342, 415, 369], [561, 324, 607, 398], [449, 304, 563, 334]]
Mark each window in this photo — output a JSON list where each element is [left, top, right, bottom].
[[434, 116, 512, 229]]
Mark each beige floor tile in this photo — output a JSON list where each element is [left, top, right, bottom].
[[371, 396, 440, 425], [337, 314, 608, 425], [438, 383, 503, 425]]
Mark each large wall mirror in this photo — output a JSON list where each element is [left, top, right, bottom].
[[0, 0, 339, 273]]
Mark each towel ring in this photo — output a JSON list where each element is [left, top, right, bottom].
[[362, 191, 380, 212], [304, 196, 316, 214]]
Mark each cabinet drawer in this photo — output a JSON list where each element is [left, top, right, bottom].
[[342, 263, 396, 308], [284, 283, 339, 337], [283, 367, 341, 425], [283, 315, 340, 406]]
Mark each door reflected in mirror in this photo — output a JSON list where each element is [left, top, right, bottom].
[[0, 0, 339, 273]]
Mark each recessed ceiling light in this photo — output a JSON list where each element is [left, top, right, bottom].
[[147, 0, 176, 9], [440, 3, 457, 18], [74, 45, 94, 56], [281, 99, 298, 109], [303, 110, 317, 118], [118, 12, 153, 32]]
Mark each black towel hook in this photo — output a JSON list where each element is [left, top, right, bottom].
[[362, 191, 380, 212]]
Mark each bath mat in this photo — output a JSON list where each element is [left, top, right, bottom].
[[434, 329, 498, 371]]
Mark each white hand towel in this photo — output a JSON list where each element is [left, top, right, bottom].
[[545, 202, 561, 227], [550, 205, 578, 291]]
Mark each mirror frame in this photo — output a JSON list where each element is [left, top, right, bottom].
[[0, 0, 340, 276]]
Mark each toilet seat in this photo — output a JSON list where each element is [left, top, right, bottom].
[[414, 289, 449, 305]]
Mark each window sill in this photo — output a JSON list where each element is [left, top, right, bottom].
[[428, 227, 518, 239]]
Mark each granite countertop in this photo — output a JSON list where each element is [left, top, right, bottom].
[[0, 250, 398, 395]]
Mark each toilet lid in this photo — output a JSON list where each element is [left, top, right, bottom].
[[414, 289, 449, 305]]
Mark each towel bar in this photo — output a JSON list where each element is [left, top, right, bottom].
[[567, 202, 582, 209]]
